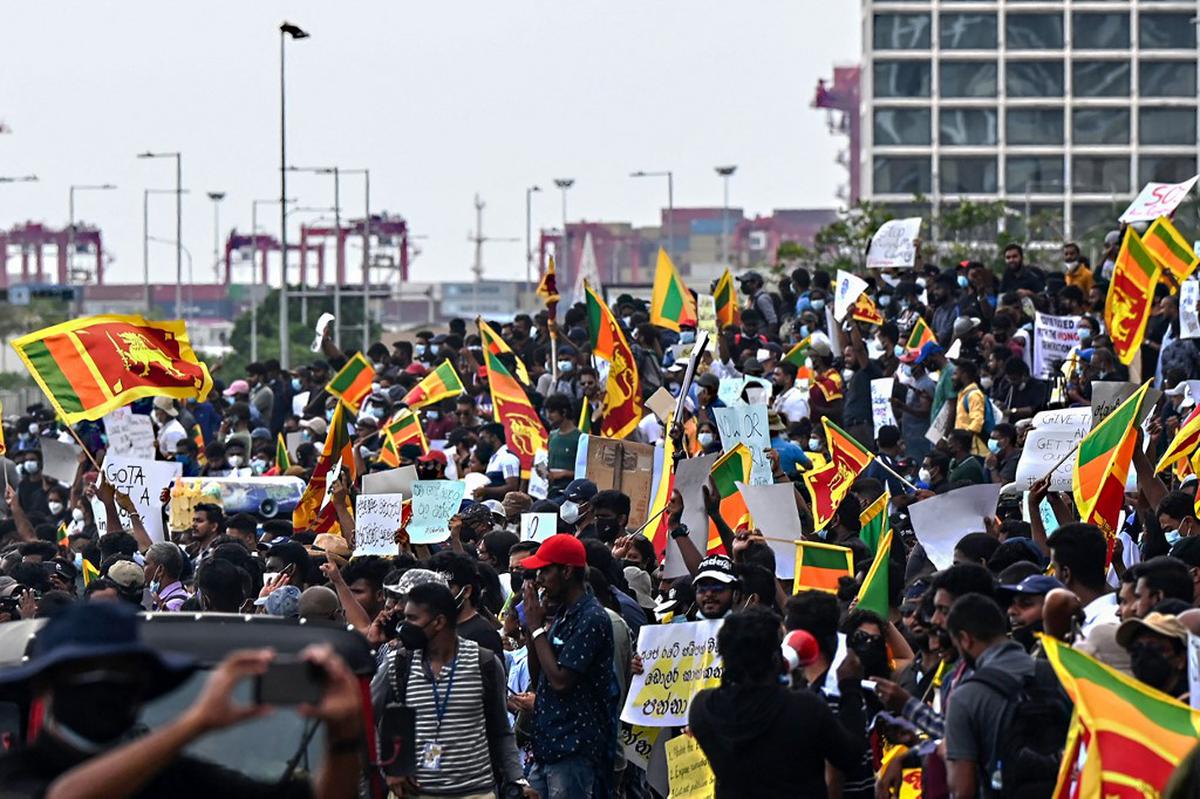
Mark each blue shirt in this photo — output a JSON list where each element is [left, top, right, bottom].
[[771, 436, 811, 476], [865, 453, 910, 496], [531, 590, 617, 766]]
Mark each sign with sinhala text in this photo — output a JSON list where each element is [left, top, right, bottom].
[[620, 619, 723, 727], [406, 480, 465, 544], [353, 493, 404, 556]]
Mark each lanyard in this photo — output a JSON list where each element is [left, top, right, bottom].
[[425, 655, 459, 738]]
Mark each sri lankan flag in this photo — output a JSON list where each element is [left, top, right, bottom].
[[1156, 403, 1200, 473], [478, 318, 531, 385], [713, 268, 738, 328], [325, 352, 375, 413], [401, 360, 464, 410], [579, 397, 593, 432], [386, 408, 428, 453], [191, 424, 206, 467], [858, 491, 889, 555], [850, 293, 884, 326], [275, 433, 291, 472], [905, 316, 936, 352], [1106, 228, 1162, 366], [56, 521, 69, 550], [650, 248, 698, 332], [854, 525, 893, 616], [82, 558, 100, 587], [378, 433, 400, 468], [482, 345, 548, 472], [536, 254, 560, 316], [11, 314, 213, 425], [1074, 381, 1150, 544], [793, 541, 853, 594], [644, 412, 678, 557], [782, 337, 811, 368], [1043, 635, 1200, 798], [1143, 215, 1199, 289], [584, 282, 642, 439], [293, 400, 354, 532], [709, 444, 752, 549], [803, 420, 874, 531]]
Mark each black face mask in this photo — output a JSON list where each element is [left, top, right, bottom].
[[510, 569, 527, 598], [52, 677, 143, 744], [397, 620, 434, 651], [849, 634, 890, 678], [595, 517, 622, 543], [1011, 621, 1043, 652], [1131, 645, 1176, 692]]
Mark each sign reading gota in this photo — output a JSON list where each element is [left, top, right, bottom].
[[621, 620, 723, 727]]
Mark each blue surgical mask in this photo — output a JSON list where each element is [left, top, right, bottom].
[[808, 437, 821, 451], [1078, 327, 1093, 342], [1166, 529, 1183, 547], [414, 344, 427, 356], [811, 299, 826, 311], [680, 330, 696, 344], [893, 344, 905, 357], [799, 325, 810, 338], [957, 275, 969, 288], [558, 361, 575, 374], [426, 410, 440, 421], [987, 439, 1001, 455], [291, 378, 301, 392], [878, 294, 891, 308], [326, 408, 335, 422]]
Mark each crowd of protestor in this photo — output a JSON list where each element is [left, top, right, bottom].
[[1, 235, 1200, 799]]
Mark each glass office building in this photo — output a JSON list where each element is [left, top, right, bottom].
[[864, 1, 1198, 238]]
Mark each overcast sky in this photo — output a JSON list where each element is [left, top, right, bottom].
[[2, 2, 857, 288]]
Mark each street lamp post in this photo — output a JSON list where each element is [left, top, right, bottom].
[[289, 165, 348, 347], [337, 168, 370, 352], [144, 188, 190, 315], [137, 152, 182, 317], [525, 185, 541, 295], [715, 165, 737, 265], [207, 192, 225, 283], [68, 184, 116, 291], [631, 170, 674, 262], [553, 179, 573, 284], [279, 20, 310, 371], [148, 237, 193, 318]]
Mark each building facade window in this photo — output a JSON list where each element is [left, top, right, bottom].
[[1006, 108, 1064, 145], [1072, 108, 1130, 145], [1006, 156, 1064, 194], [1139, 156, 1197, 185], [1073, 61, 1129, 98], [874, 14, 932, 50], [1007, 61, 1064, 97], [940, 108, 998, 145], [874, 61, 931, 98], [1140, 61, 1197, 97], [1006, 14, 1063, 50], [1140, 108, 1197, 145], [940, 13, 997, 49], [874, 108, 932, 146], [941, 61, 998, 97], [1140, 14, 1196, 50], [1072, 13, 1129, 50], [874, 156, 932, 194], [940, 157, 998, 193], [1072, 156, 1131, 193]]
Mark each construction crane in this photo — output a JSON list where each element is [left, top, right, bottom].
[[468, 194, 518, 282]]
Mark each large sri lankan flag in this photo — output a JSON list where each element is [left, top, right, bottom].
[[1073, 381, 1150, 543], [1156, 403, 1200, 474], [401, 360, 464, 410], [650, 248, 698, 332], [905, 316, 936, 353], [325, 352, 375, 413], [12, 314, 212, 425], [584, 282, 642, 439], [793, 541, 853, 594], [1042, 635, 1200, 798], [482, 345, 547, 472], [478, 318, 531, 385], [293, 400, 354, 532], [803, 419, 875, 531], [1143, 215, 1199, 289], [710, 443, 753, 550], [1106, 228, 1162, 366]]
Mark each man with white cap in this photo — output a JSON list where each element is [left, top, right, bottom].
[[152, 396, 187, 459]]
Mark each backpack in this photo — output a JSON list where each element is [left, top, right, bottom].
[[768, 291, 785, 322], [963, 660, 1072, 799], [961, 388, 996, 437]]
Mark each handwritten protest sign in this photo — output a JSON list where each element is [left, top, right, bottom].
[[1091, 382, 1137, 429], [406, 480, 465, 544], [520, 512, 558, 543], [40, 439, 80, 486], [909, 483, 1003, 570], [527, 449, 550, 500], [621, 619, 723, 727], [665, 734, 716, 799], [1119, 176, 1199, 223], [834, 269, 869, 321], [871, 378, 897, 437], [866, 217, 921, 269], [103, 407, 156, 460], [713, 404, 771, 486], [1182, 279, 1200, 340], [621, 725, 664, 772], [92, 456, 181, 544], [362, 465, 417, 496], [353, 493, 404, 556], [696, 293, 719, 341], [1032, 313, 1081, 379], [1013, 407, 1091, 491]]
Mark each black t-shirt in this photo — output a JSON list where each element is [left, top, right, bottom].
[[457, 612, 504, 656]]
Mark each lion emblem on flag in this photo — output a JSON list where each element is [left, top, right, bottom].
[[106, 331, 191, 383], [1108, 288, 1136, 343]]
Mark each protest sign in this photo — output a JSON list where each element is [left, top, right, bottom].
[[311, 312, 335, 352], [1014, 407, 1092, 491], [520, 512, 558, 543], [834, 269, 869, 321], [1091, 383, 1138, 429], [285, 431, 303, 459], [696, 293, 719, 341], [646, 387, 675, 424], [738, 481, 802, 580], [665, 734, 716, 799], [406, 480, 465, 544], [908, 483, 1003, 570], [581, 436, 658, 529], [1182, 279, 1200, 340], [527, 449, 549, 500], [925, 401, 953, 446], [40, 438, 80, 486], [362, 465, 418, 496], [621, 619, 723, 727], [713, 404, 771, 486], [621, 725, 664, 773], [1032, 313, 1081, 379], [871, 377, 897, 437], [353, 493, 404, 556], [1119, 176, 1199, 223], [866, 217, 921, 269], [292, 391, 310, 416], [663, 452, 721, 580], [92, 456, 181, 544], [103, 407, 156, 460]]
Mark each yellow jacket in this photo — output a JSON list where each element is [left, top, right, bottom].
[[955, 383, 989, 456]]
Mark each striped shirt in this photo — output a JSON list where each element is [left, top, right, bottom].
[[402, 638, 493, 795]]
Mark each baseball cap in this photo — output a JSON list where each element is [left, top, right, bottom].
[[255, 585, 301, 617], [953, 317, 982, 338], [308, 532, 350, 559], [383, 568, 449, 597], [768, 411, 786, 434], [654, 576, 696, 617], [223, 379, 251, 397], [418, 450, 447, 465], [693, 555, 738, 586], [404, 362, 428, 377], [624, 566, 656, 610], [519, 534, 588, 570], [696, 373, 720, 391], [738, 270, 763, 284], [482, 499, 506, 519], [899, 341, 944, 365], [1116, 611, 1190, 649], [108, 560, 145, 590], [152, 396, 178, 417], [300, 417, 328, 438], [809, 340, 833, 358], [997, 574, 1063, 597], [563, 479, 598, 504]]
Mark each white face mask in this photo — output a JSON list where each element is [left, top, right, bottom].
[[841, 368, 855, 382], [919, 467, 932, 484], [426, 410, 440, 421], [558, 361, 574, 374], [698, 432, 715, 448], [21, 460, 40, 476], [48, 501, 64, 515], [227, 455, 244, 468], [808, 437, 822, 452], [980, 375, 993, 390], [72, 507, 85, 523], [560, 500, 581, 524], [250, 458, 268, 474]]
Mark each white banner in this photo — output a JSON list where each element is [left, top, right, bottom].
[[834, 269, 869, 322], [1181, 279, 1200, 340], [866, 217, 921, 269], [620, 620, 723, 727], [103, 407, 156, 460], [353, 493, 404, 556], [1032, 312, 1081, 379], [92, 456, 182, 544], [871, 378, 897, 438], [1119, 176, 1199, 223]]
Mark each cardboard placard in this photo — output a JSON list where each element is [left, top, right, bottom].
[[664, 452, 721, 580], [92, 456, 181, 544], [737, 481, 802, 580], [406, 480, 466, 544], [527, 449, 550, 500], [520, 512, 558, 542], [665, 734, 716, 799], [353, 493, 404, 556], [866, 217, 921, 269], [285, 431, 303, 459], [103, 407, 156, 460], [581, 435, 657, 530], [620, 620, 723, 727], [646, 387, 676, 424], [871, 377, 897, 438], [362, 465, 418, 496], [1119, 176, 1199, 223], [40, 438, 80, 487]]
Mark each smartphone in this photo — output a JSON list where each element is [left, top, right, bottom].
[[254, 656, 326, 705], [860, 679, 878, 692]]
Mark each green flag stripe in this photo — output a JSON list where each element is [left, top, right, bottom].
[[800, 545, 851, 571], [711, 450, 749, 497], [330, 358, 369, 392], [715, 279, 731, 308], [660, 279, 684, 318], [860, 514, 885, 554], [22, 340, 84, 413], [1149, 225, 1194, 266], [1058, 644, 1197, 737], [1081, 389, 1142, 461], [586, 292, 604, 348], [1127, 235, 1160, 280]]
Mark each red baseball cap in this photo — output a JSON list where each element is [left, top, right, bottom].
[[520, 534, 587, 570], [418, 450, 447, 465]]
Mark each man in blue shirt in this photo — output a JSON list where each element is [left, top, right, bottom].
[[521, 534, 617, 799], [768, 411, 811, 477]]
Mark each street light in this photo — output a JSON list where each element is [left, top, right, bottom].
[[207, 192, 225, 283], [631, 169, 674, 263], [553, 178, 573, 284], [68, 184, 116, 288], [288, 165, 346, 347], [305, 167, 373, 352], [138, 151, 182, 317], [0, 175, 38, 184], [144, 188, 191, 314], [148, 236, 194, 319], [279, 20, 310, 371], [715, 165, 737, 265], [526, 185, 541, 294], [250, 197, 296, 362]]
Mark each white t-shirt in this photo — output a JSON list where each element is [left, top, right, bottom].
[[1081, 592, 1120, 639], [157, 418, 187, 458], [774, 385, 810, 425], [486, 444, 522, 480]]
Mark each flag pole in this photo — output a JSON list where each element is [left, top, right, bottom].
[[873, 457, 919, 492], [59, 417, 103, 473], [630, 502, 671, 537]]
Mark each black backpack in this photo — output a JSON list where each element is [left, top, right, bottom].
[[963, 659, 1072, 799]]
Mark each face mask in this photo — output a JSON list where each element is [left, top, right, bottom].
[[48, 501, 64, 515], [680, 330, 696, 344], [878, 294, 891, 308], [841, 368, 855, 382], [429, 344, 440, 356], [227, 455, 244, 468], [622, 316, 633, 328], [414, 344, 427, 356], [426, 410, 440, 421], [560, 500, 581, 524], [397, 620, 433, 651], [1131, 646, 1175, 692], [595, 517, 622, 542], [957, 275, 969, 288], [22, 460, 40, 476], [811, 299, 826, 311], [250, 458, 268, 474], [301, 430, 313, 443], [72, 507, 85, 523], [28, 423, 40, 436], [558, 361, 575, 374], [850, 635, 889, 678], [808, 437, 822, 452], [987, 439, 1001, 455], [799, 325, 810, 338], [1078, 327, 1092, 342], [326, 408, 335, 422], [291, 378, 301, 392], [980, 375, 993, 390], [919, 467, 933, 484], [915, 277, 927, 289], [1166, 529, 1183, 547], [698, 432, 715, 448], [370, 406, 387, 420], [893, 344, 905, 358]]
